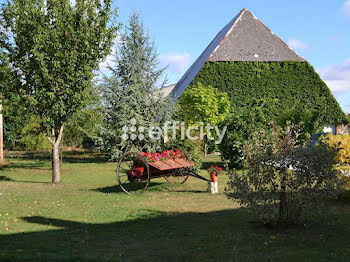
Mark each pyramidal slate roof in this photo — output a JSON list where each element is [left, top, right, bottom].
[[169, 8, 306, 101]]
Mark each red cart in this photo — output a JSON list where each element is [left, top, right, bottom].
[[116, 149, 210, 194]]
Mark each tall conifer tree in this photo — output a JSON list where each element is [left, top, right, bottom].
[[100, 13, 168, 158]]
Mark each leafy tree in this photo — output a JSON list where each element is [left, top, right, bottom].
[[100, 12, 168, 159], [0, 51, 27, 150], [176, 82, 230, 156], [64, 83, 103, 148], [0, 0, 118, 182], [226, 122, 340, 226]]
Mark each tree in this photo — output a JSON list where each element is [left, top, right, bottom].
[[0, 49, 9, 161], [100, 12, 168, 159], [0, 0, 118, 182], [64, 83, 103, 148], [176, 82, 230, 156], [226, 122, 340, 226]]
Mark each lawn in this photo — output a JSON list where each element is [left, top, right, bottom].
[[1, 151, 350, 261]]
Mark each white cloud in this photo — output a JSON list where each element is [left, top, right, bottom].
[[98, 36, 121, 74], [159, 52, 191, 74], [317, 59, 350, 93], [343, 0, 350, 19], [287, 38, 309, 51]]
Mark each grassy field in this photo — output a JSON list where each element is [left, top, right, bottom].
[[1, 151, 350, 261]]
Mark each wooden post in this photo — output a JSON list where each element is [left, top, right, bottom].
[[0, 84, 3, 162]]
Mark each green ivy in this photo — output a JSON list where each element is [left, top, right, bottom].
[[188, 61, 346, 166], [190, 61, 346, 125]]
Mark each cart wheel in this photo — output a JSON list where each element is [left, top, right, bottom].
[[164, 149, 191, 184], [117, 152, 150, 194]]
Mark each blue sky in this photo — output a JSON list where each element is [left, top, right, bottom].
[[1, 0, 350, 113]]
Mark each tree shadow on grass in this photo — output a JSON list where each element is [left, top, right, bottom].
[[0, 175, 12, 181], [0, 162, 47, 171], [62, 154, 109, 164], [1, 208, 349, 262], [7, 151, 110, 164], [94, 182, 164, 194]]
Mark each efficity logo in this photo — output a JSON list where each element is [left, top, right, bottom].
[[122, 118, 227, 144]]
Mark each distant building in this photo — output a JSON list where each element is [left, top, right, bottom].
[[158, 83, 176, 98], [165, 8, 347, 132]]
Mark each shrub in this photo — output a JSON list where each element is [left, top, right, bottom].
[[322, 134, 350, 189], [218, 101, 269, 168], [20, 116, 51, 151], [226, 122, 340, 226]]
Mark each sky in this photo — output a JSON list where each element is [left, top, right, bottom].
[[1, 0, 350, 113]]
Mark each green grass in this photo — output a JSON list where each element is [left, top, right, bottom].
[[1, 151, 350, 261]]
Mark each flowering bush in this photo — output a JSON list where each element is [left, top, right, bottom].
[[208, 165, 224, 176], [322, 134, 350, 189], [140, 150, 186, 162]]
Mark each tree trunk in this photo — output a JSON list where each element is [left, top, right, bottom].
[[47, 126, 64, 183], [52, 143, 60, 183], [0, 104, 4, 162], [279, 173, 287, 224]]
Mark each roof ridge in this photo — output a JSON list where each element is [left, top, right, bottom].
[[207, 8, 247, 61]]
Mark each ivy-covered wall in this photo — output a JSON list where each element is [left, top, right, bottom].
[[189, 61, 346, 125]]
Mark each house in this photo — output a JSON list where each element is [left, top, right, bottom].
[[164, 8, 347, 131]]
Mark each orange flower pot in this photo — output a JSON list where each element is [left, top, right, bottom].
[[210, 172, 218, 182]]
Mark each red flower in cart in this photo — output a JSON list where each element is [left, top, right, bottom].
[[141, 150, 186, 162], [129, 165, 145, 178]]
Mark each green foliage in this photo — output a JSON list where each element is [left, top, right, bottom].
[[277, 106, 322, 135], [322, 134, 350, 190], [1, 0, 118, 181], [192, 61, 345, 125], [0, 49, 26, 148], [190, 61, 346, 165], [177, 82, 230, 127], [176, 82, 230, 156], [64, 83, 103, 148], [0, 0, 118, 135], [100, 13, 168, 159], [219, 101, 269, 167], [226, 123, 340, 226], [19, 116, 51, 151]]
